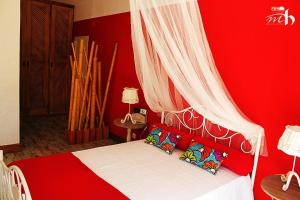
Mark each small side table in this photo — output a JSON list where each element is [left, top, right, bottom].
[[113, 118, 146, 142], [261, 174, 300, 200]]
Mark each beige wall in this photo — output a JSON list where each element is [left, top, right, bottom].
[[55, 0, 130, 21], [0, 0, 20, 146]]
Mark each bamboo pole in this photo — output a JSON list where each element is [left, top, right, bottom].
[[68, 41, 77, 131], [90, 69, 97, 140], [70, 79, 78, 132], [98, 61, 102, 126], [90, 46, 99, 141], [71, 42, 85, 94], [85, 86, 92, 129], [68, 43, 79, 144], [79, 46, 91, 128], [68, 79, 78, 144], [68, 56, 76, 130], [83, 83, 91, 142], [77, 40, 84, 125], [90, 49, 98, 130], [95, 95, 101, 117], [78, 42, 95, 130], [96, 61, 102, 140], [99, 43, 118, 139], [70, 41, 82, 133]]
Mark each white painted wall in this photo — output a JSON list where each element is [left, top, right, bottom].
[[0, 0, 20, 146], [55, 0, 130, 21]]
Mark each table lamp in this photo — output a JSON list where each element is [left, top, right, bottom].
[[121, 87, 139, 124], [278, 125, 300, 191]]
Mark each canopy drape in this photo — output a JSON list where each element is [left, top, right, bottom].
[[130, 0, 267, 155]]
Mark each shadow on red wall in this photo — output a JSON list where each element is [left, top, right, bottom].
[[74, 1, 300, 199]]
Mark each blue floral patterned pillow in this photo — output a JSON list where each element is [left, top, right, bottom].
[[145, 127, 181, 154], [180, 139, 228, 175]]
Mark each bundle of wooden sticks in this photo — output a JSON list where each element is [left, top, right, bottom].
[[67, 39, 118, 144]]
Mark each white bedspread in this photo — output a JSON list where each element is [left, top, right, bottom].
[[73, 140, 254, 200]]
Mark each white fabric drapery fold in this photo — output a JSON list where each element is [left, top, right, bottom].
[[130, 0, 267, 155]]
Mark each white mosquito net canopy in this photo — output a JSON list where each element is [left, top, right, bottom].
[[130, 0, 267, 155]]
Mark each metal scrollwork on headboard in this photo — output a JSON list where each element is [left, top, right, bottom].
[[164, 107, 203, 132], [163, 107, 253, 154]]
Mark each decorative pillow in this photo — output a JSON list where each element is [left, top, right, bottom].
[[145, 127, 181, 154], [180, 139, 228, 175], [149, 123, 193, 151], [193, 135, 254, 176]]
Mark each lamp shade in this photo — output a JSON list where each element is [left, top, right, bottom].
[[122, 87, 139, 104], [278, 125, 300, 157]]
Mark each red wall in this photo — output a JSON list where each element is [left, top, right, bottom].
[[74, 1, 300, 199]]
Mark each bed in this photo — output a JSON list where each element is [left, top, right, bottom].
[[74, 140, 253, 200], [0, 107, 261, 200]]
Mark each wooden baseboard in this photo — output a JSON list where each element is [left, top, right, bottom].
[[0, 143, 21, 153]]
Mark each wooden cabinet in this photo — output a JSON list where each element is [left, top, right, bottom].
[[49, 4, 73, 114], [21, 0, 51, 115], [20, 0, 73, 116]]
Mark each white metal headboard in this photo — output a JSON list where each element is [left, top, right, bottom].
[[0, 150, 32, 200], [161, 107, 262, 187]]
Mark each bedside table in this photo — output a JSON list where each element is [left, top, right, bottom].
[[113, 118, 146, 142], [261, 174, 300, 200]]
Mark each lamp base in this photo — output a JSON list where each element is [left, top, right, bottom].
[[121, 113, 136, 124], [281, 171, 300, 191]]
